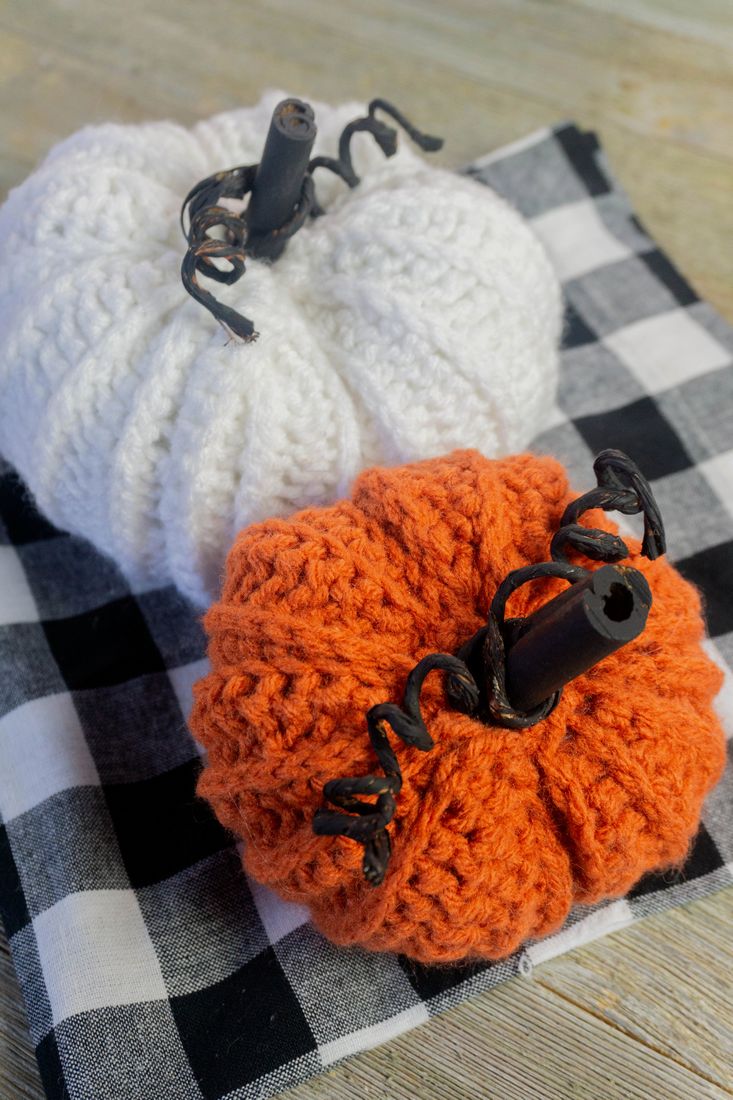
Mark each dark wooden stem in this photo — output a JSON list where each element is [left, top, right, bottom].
[[246, 98, 317, 261], [503, 563, 652, 712]]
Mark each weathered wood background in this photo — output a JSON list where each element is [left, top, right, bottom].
[[0, 2, 731, 1097]]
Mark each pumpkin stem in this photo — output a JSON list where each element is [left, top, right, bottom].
[[246, 98, 318, 261], [483, 449, 663, 721], [179, 97, 443, 341]]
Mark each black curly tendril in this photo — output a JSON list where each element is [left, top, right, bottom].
[[312, 654, 480, 888], [180, 99, 443, 342], [313, 449, 666, 887], [472, 446, 666, 730]]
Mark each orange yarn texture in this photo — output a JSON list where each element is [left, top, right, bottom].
[[191, 450, 726, 964]]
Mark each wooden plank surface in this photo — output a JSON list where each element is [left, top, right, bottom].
[[0, 1, 731, 1097]]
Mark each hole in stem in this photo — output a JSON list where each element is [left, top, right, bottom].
[[603, 581, 634, 622]]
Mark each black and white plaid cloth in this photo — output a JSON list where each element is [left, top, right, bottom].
[[0, 123, 731, 1100]]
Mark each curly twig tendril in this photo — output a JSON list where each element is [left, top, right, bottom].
[[308, 98, 443, 195], [312, 654, 479, 886]]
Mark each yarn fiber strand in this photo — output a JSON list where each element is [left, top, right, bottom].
[[191, 450, 726, 963]]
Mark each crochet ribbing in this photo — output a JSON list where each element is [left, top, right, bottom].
[[0, 92, 561, 605], [191, 450, 726, 964]]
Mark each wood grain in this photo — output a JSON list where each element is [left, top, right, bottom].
[[0, 942, 43, 1100], [0, 1, 731, 1097], [283, 895, 733, 1100]]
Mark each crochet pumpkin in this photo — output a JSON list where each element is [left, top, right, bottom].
[[0, 91, 561, 606], [191, 450, 725, 963]]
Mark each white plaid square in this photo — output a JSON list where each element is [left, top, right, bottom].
[[33, 889, 168, 1024], [167, 657, 210, 722], [525, 898, 634, 965], [702, 638, 733, 739], [0, 693, 100, 822], [248, 875, 310, 945], [531, 198, 631, 281], [604, 308, 731, 393], [319, 1003, 430, 1067], [699, 451, 733, 522], [0, 544, 37, 625]]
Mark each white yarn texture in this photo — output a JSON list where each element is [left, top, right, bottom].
[[0, 92, 561, 606]]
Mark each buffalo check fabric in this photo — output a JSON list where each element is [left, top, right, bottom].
[[1, 123, 732, 1100]]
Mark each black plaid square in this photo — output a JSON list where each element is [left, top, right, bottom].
[[171, 948, 315, 1097], [0, 466, 63, 546], [35, 1031, 66, 1100], [399, 954, 493, 1004], [573, 397, 693, 481], [104, 759, 230, 889], [676, 541, 733, 638], [404, 955, 520, 1016], [554, 125, 610, 197], [0, 822, 30, 936], [563, 301, 598, 350], [43, 595, 166, 691], [639, 248, 698, 307]]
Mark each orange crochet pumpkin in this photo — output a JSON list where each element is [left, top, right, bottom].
[[191, 450, 725, 963]]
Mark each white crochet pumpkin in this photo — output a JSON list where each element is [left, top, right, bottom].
[[0, 91, 561, 605]]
